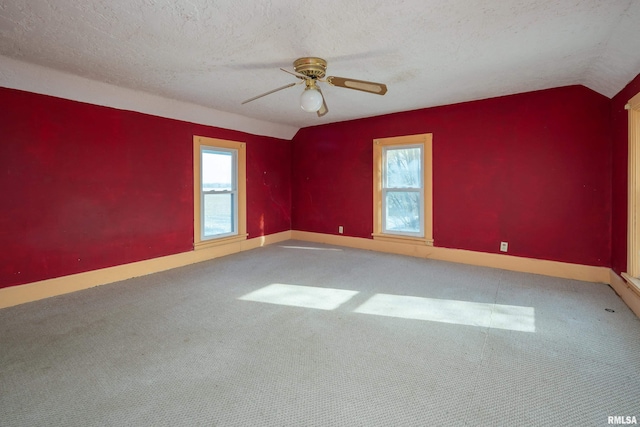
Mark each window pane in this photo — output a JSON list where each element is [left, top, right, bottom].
[[385, 191, 420, 233], [385, 147, 421, 188], [202, 150, 233, 192], [203, 193, 234, 236]]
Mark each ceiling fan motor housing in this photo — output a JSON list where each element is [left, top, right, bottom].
[[294, 57, 327, 79]]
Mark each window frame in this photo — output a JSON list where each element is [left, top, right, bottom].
[[381, 143, 425, 237], [373, 133, 433, 246], [193, 136, 247, 249], [623, 92, 640, 292], [200, 146, 238, 240]]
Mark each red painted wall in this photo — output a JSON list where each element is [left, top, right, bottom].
[[610, 73, 640, 275], [0, 82, 620, 289], [292, 85, 612, 266], [0, 87, 291, 289]]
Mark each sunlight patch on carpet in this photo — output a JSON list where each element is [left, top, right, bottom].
[[239, 283, 358, 310], [279, 245, 344, 251], [353, 294, 535, 332]]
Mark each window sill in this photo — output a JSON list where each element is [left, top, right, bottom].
[[372, 233, 434, 246], [621, 273, 640, 297], [194, 234, 248, 251]]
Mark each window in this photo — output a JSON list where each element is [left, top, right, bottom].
[[373, 133, 433, 245], [193, 136, 247, 249], [623, 92, 640, 290], [383, 144, 424, 236], [201, 148, 237, 238]]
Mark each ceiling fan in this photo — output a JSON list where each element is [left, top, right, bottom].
[[241, 57, 388, 117]]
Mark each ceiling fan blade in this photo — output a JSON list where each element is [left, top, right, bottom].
[[241, 82, 298, 104], [280, 68, 307, 79], [326, 76, 387, 95], [317, 88, 328, 117]]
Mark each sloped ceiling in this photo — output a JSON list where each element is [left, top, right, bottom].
[[1, 0, 639, 133]]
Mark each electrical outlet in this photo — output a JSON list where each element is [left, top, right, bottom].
[[500, 241, 508, 252], [338, 226, 344, 234]]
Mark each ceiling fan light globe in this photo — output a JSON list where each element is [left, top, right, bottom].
[[300, 88, 323, 112]]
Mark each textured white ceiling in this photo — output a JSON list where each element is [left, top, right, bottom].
[[1, 0, 639, 132]]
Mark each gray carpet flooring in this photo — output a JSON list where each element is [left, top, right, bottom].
[[1, 240, 639, 426]]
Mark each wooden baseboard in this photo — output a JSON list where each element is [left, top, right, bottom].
[[0, 230, 615, 311], [290, 231, 610, 284], [0, 231, 292, 309], [610, 270, 640, 318]]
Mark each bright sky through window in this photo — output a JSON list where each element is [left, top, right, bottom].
[[202, 150, 232, 187]]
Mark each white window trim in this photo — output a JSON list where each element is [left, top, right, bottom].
[[200, 146, 238, 241], [193, 136, 247, 250], [373, 133, 433, 246], [622, 92, 640, 295], [381, 143, 425, 238]]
